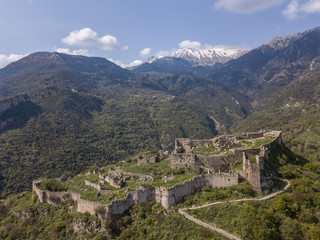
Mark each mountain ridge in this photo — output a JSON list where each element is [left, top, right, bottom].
[[0, 25, 320, 198], [134, 47, 248, 76], [168, 48, 248, 66], [0, 51, 250, 198], [209, 26, 320, 99], [143, 48, 248, 66]]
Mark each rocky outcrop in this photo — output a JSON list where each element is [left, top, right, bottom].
[[0, 94, 32, 131], [0, 94, 30, 114]]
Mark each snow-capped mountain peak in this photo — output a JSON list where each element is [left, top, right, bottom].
[[168, 48, 248, 66], [145, 55, 164, 64], [143, 48, 248, 67]]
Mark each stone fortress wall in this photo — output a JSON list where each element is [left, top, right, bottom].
[[171, 130, 282, 193], [33, 170, 239, 219], [84, 180, 102, 191], [158, 171, 239, 208], [33, 130, 282, 219], [108, 166, 153, 181]]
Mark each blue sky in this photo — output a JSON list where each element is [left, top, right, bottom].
[[0, 0, 320, 68]]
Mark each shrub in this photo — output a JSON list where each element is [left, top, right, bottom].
[[122, 215, 132, 226], [305, 162, 320, 173], [309, 225, 320, 240], [61, 171, 74, 181], [40, 179, 66, 192], [95, 206, 106, 219], [279, 218, 304, 240], [54, 221, 66, 232], [275, 194, 299, 218], [0, 204, 8, 220], [236, 181, 254, 195], [248, 200, 260, 208], [32, 193, 38, 203]]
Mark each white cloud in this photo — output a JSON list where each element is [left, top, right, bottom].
[[156, 50, 171, 57], [127, 60, 143, 67], [139, 47, 151, 57], [282, 0, 320, 19], [206, 44, 251, 50], [179, 40, 202, 49], [123, 45, 129, 50], [108, 58, 143, 68], [0, 54, 25, 69], [55, 48, 91, 56], [214, 0, 285, 13], [107, 58, 125, 67], [62, 27, 120, 50]]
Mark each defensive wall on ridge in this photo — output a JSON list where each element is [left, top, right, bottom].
[[32, 130, 282, 219], [33, 171, 239, 220], [171, 130, 282, 193]]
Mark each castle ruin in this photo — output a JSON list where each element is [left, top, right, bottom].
[[33, 130, 282, 220], [171, 130, 282, 193]]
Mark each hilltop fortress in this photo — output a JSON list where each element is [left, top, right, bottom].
[[171, 130, 282, 192], [33, 130, 282, 220]]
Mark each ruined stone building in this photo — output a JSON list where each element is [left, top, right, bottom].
[[33, 130, 282, 220]]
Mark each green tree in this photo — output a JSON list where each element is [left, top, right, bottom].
[[275, 194, 299, 218], [279, 218, 304, 240]]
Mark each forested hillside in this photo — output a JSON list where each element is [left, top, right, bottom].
[[0, 26, 320, 240], [0, 52, 248, 198]]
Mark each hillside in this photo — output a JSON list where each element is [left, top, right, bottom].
[[209, 26, 320, 99], [233, 67, 320, 161], [0, 25, 320, 240], [0, 52, 249, 198], [2, 131, 318, 240], [0, 27, 320, 201]]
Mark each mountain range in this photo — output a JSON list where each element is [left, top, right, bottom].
[[134, 47, 248, 77], [0, 26, 319, 199], [209, 26, 320, 99], [143, 47, 247, 66], [0, 51, 248, 197]]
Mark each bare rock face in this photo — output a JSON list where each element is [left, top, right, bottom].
[[0, 94, 30, 114], [0, 94, 32, 131]]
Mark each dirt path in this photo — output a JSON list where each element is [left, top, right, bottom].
[[178, 181, 290, 240]]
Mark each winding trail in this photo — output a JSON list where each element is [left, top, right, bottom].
[[178, 181, 291, 240]]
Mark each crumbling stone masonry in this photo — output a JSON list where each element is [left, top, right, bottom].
[[170, 130, 282, 193], [33, 171, 239, 219], [32, 130, 282, 219]]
